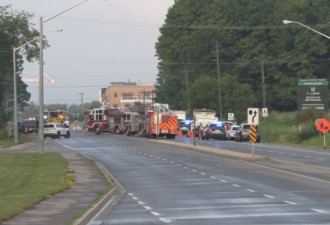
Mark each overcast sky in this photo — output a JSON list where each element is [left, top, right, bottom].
[[3, 0, 174, 105]]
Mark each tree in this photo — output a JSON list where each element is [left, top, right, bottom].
[[155, 0, 330, 115], [0, 5, 45, 128]]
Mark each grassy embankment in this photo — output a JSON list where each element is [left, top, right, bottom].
[[0, 152, 75, 223], [259, 109, 330, 149]]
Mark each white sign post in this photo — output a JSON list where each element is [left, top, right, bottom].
[[228, 113, 234, 121], [247, 108, 259, 159], [247, 108, 259, 125], [262, 108, 268, 117]]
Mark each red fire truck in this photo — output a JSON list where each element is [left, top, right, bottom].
[[123, 112, 144, 136], [144, 103, 178, 139], [87, 108, 125, 134]]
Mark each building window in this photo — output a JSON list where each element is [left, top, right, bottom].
[[114, 92, 117, 98], [113, 104, 118, 108], [122, 92, 134, 100]]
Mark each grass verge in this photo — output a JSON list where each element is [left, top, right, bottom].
[[0, 135, 32, 149], [0, 152, 74, 223]]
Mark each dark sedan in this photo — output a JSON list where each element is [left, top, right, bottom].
[[202, 123, 226, 140]]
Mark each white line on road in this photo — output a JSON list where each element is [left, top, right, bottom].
[[283, 201, 296, 205], [151, 211, 160, 216], [144, 206, 151, 210], [263, 194, 275, 199], [159, 218, 171, 223], [200, 172, 206, 175], [246, 189, 255, 192], [132, 197, 138, 200], [311, 209, 325, 213], [220, 180, 227, 183], [232, 184, 240, 187], [192, 170, 197, 172], [209, 176, 216, 179], [137, 201, 145, 205]]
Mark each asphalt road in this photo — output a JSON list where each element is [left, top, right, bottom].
[[28, 131, 330, 224]]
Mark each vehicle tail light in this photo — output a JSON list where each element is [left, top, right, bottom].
[[209, 128, 211, 132]]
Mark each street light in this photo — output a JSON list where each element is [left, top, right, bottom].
[[13, 28, 62, 144], [38, 0, 93, 153], [283, 20, 330, 40]]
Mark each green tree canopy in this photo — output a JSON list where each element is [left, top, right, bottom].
[[155, 0, 330, 121], [0, 5, 44, 127]]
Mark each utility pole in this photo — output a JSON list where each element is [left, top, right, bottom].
[[216, 41, 223, 120], [255, 57, 268, 108], [261, 60, 266, 108], [79, 92, 85, 114], [184, 66, 190, 111]]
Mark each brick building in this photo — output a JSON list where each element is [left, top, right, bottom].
[[100, 82, 155, 109]]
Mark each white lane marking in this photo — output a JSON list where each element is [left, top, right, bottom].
[[128, 193, 134, 196], [177, 164, 182, 166], [138, 151, 142, 154], [304, 156, 311, 158], [155, 156, 159, 159], [159, 218, 171, 223], [200, 172, 206, 175], [144, 206, 151, 210], [144, 153, 148, 156], [137, 201, 145, 205], [132, 197, 139, 200], [220, 180, 227, 183], [149, 154, 154, 157], [311, 209, 325, 213], [151, 211, 160, 216], [283, 201, 296, 205], [170, 161, 175, 164], [232, 184, 240, 187], [162, 159, 167, 161], [184, 167, 189, 169], [170, 212, 317, 220], [192, 170, 197, 172], [263, 194, 275, 199], [210, 176, 216, 179], [246, 189, 255, 192]]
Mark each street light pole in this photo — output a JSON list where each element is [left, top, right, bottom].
[[38, 0, 93, 153], [283, 20, 330, 40], [13, 37, 39, 144]]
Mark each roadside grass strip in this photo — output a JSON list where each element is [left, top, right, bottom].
[[0, 152, 74, 222]]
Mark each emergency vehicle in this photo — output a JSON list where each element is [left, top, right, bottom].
[[123, 112, 144, 136], [87, 108, 125, 134], [144, 103, 178, 139], [44, 110, 67, 125]]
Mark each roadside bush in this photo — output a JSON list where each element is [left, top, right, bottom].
[[297, 120, 319, 143], [294, 109, 323, 125]]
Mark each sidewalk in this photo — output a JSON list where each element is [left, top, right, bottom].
[[2, 153, 108, 225]]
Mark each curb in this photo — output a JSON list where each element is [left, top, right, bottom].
[[148, 139, 267, 161], [74, 155, 126, 225]]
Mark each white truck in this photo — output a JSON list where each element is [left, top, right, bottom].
[[192, 109, 218, 135]]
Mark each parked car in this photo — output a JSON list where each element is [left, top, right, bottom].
[[235, 124, 260, 142], [178, 120, 191, 134], [44, 123, 70, 139], [226, 125, 240, 140], [22, 119, 39, 134], [202, 122, 226, 140]]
